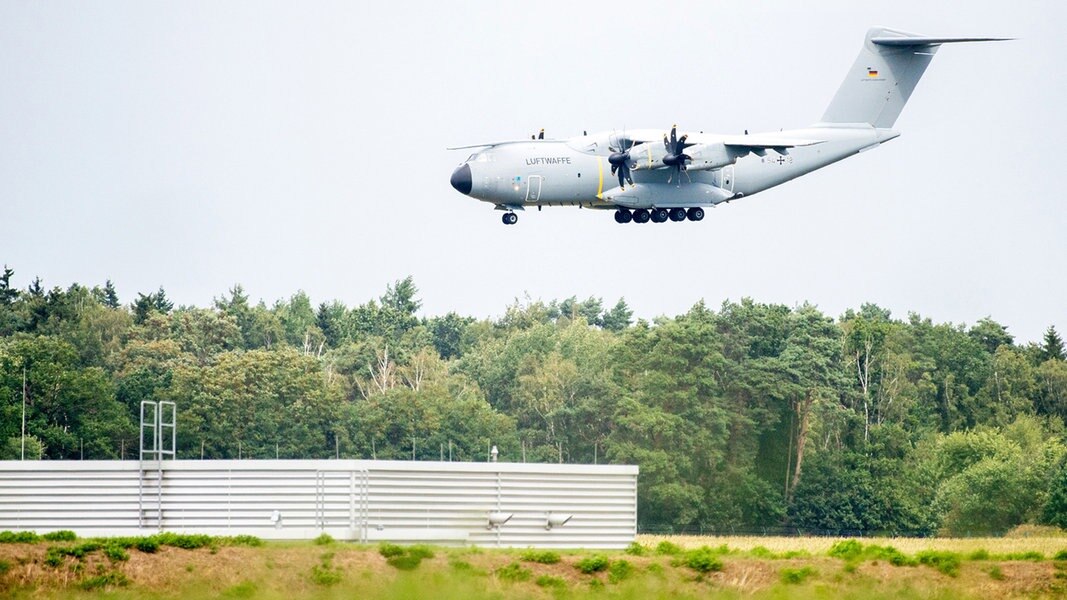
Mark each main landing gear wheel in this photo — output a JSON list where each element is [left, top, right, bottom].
[[669, 207, 687, 222], [614, 209, 633, 224], [650, 208, 669, 223], [686, 207, 705, 221], [502, 212, 518, 225], [632, 209, 650, 224]]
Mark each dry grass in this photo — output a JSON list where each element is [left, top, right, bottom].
[[2, 536, 1067, 599], [637, 534, 1067, 556]]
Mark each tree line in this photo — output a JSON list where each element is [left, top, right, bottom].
[[1, 265, 1066, 536]]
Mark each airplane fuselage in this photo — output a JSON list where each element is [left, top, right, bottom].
[[451, 126, 899, 213]]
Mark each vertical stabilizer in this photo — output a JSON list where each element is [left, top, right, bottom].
[[820, 27, 1008, 128]]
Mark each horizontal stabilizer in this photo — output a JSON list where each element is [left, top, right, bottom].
[[871, 36, 1012, 46]]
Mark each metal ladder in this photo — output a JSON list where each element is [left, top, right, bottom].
[[138, 401, 175, 530]]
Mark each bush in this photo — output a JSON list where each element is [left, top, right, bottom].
[[42, 530, 76, 542], [865, 545, 916, 567], [313, 533, 334, 546], [624, 541, 648, 556], [828, 539, 864, 560], [379, 543, 405, 558], [576, 555, 610, 574], [750, 546, 774, 558], [227, 535, 263, 547], [152, 533, 212, 550], [0, 559, 11, 574], [654, 540, 682, 556], [536, 575, 566, 588], [608, 559, 633, 583], [520, 549, 560, 564], [1003, 551, 1044, 561], [407, 545, 435, 560], [969, 549, 991, 560], [916, 550, 962, 577], [135, 538, 160, 553], [104, 545, 129, 562], [310, 564, 342, 586], [989, 565, 1005, 580], [386, 555, 423, 571], [44, 547, 64, 567], [780, 566, 817, 584], [0, 531, 40, 544], [496, 561, 532, 582], [80, 571, 129, 590], [683, 547, 724, 574], [1054, 549, 1067, 560]]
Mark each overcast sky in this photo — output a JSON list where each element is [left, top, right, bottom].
[[2, 1, 1064, 343]]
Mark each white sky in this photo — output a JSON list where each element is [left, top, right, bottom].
[[2, 1, 1064, 343]]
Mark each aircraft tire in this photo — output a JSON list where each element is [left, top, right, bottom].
[[632, 209, 650, 224], [614, 209, 632, 224], [687, 207, 705, 222], [669, 208, 687, 222], [502, 212, 518, 225], [651, 208, 669, 223]]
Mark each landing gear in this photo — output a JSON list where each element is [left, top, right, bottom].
[[502, 212, 518, 225], [686, 207, 705, 221], [614, 208, 633, 224], [669, 207, 687, 222], [650, 208, 669, 223], [632, 209, 650, 223]]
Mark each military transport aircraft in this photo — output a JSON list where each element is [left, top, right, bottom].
[[448, 27, 1007, 225]]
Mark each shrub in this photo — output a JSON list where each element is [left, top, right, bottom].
[[536, 575, 566, 588], [496, 561, 532, 582], [780, 566, 816, 584], [42, 530, 76, 542], [449, 559, 476, 573], [104, 545, 129, 562], [683, 547, 724, 574], [989, 565, 1005, 580], [624, 541, 648, 556], [227, 535, 263, 547], [828, 539, 864, 560], [520, 549, 560, 564], [750, 546, 774, 558], [310, 564, 342, 586], [608, 559, 633, 583], [781, 550, 812, 559], [379, 543, 405, 558], [655, 540, 682, 556], [0, 559, 11, 574], [135, 538, 160, 553], [387, 555, 423, 571], [916, 550, 962, 577], [969, 549, 991, 560], [152, 533, 212, 550], [576, 554, 610, 574], [80, 571, 129, 590], [313, 533, 334, 546], [407, 545, 435, 560], [0, 531, 40, 544], [1003, 551, 1044, 561], [44, 547, 64, 567], [865, 545, 916, 567], [1054, 549, 1067, 560]]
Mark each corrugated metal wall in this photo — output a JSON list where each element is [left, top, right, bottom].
[[0, 460, 637, 548]]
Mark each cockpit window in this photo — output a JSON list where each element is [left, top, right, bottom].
[[467, 152, 491, 163]]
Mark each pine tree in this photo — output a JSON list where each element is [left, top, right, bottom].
[[0, 265, 17, 305], [1043, 326, 1066, 362], [103, 280, 120, 309]]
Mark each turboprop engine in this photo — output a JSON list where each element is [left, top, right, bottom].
[[683, 143, 743, 172]]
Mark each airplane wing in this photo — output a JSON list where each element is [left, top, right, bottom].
[[718, 135, 824, 150]]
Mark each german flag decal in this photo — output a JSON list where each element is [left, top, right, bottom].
[[867, 68, 879, 77]]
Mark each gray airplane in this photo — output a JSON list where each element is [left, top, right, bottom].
[[449, 27, 1007, 225]]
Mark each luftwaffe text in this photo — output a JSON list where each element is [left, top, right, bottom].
[[525, 157, 572, 166]]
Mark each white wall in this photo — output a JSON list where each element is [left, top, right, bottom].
[[0, 459, 637, 548]]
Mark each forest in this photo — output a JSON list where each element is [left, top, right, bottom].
[[1, 265, 1066, 537]]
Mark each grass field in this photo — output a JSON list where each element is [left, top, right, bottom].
[[2, 532, 1067, 599]]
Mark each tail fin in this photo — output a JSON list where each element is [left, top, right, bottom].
[[821, 27, 1009, 128]]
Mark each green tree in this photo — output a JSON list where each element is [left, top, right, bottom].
[[1042, 326, 1065, 362], [601, 298, 633, 332]]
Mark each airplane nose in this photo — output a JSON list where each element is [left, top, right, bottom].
[[450, 163, 472, 195]]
